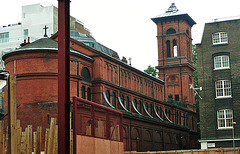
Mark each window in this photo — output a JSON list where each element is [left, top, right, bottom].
[[215, 80, 231, 98], [175, 111, 178, 124], [0, 32, 9, 43], [212, 32, 228, 45], [167, 28, 176, 35], [81, 67, 91, 82], [150, 104, 153, 115], [159, 107, 162, 117], [145, 103, 148, 111], [112, 92, 116, 107], [175, 95, 179, 101], [87, 87, 91, 101], [106, 90, 110, 102], [214, 55, 230, 70], [173, 39, 177, 57], [81, 86, 86, 99], [126, 96, 129, 110], [217, 109, 233, 129], [121, 95, 125, 106], [24, 29, 28, 40], [166, 40, 171, 57], [138, 101, 142, 113]]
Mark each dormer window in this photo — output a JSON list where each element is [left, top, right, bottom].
[[212, 32, 228, 45]]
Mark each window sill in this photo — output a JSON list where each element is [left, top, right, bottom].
[[214, 68, 230, 71], [215, 96, 232, 99], [217, 127, 233, 130], [212, 43, 228, 46]]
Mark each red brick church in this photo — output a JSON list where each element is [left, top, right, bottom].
[[3, 3, 199, 151]]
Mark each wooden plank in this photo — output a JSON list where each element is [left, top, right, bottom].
[[20, 131, 26, 154], [53, 125, 58, 154], [35, 126, 42, 154], [76, 135, 95, 154], [8, 75, 17, 154], [70, 129, 73, 154], [16, 120, 21, 154], [33, 132, 37, 154], [0, 121, 4, 154], [115, 125, 120, 141], [44, 128, 50, 154], [4, 126, 8, 154], [47, 118, 56, 154], [25, 126, 30, 154], [27, 125, 32, 154], [98, 121, 104, 138]]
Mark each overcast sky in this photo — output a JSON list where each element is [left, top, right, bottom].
[[1, 0, 240, 71]]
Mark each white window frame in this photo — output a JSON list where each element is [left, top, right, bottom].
[[215, 80, 231, 98], [217, 109, 233, 129], [214, 55, 230, 70], [212, 32, 228, 45]]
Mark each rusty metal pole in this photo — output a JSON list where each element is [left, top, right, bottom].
[[58, 0, 70, 153]]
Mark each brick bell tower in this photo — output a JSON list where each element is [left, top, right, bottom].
[[152, 3, 196, 104]]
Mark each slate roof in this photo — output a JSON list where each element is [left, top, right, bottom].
[[151, 3, 196, 27], [20, 37, 58, 49], [7, 37, 94, 60], [70, 31, 119, 59]]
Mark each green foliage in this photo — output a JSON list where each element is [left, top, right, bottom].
[[144, 65, 158, 77], [193, 44, 200, 133]]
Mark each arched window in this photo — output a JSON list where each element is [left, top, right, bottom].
[[167, 28, 176, 35], [168, 109, 171, 120], [176, 111, 178, 124], [121, 95, 125, 106], [138, 100, 142, 113], [179, 112, 181, 125], [112, 92, 116, 107], [186, 114, 188, 126], [134, 99, 138, 110], [145, 103, 148, 111], [150, 104, 153, 115], [126, 96, 129, 110], [166, 40, 171, 57], [183, 113, 185, 126], [87, 87, 91, 101], [106, 90, 110, 102], [81, 67, 91, 82], [159, 107, 162, 117], [81, 86, 86, 99], [192, 117, 194, 130], [173, 39, 177, 57], [155, 106, 158, 114]]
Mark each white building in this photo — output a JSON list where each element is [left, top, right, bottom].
[[0, 3, 90, 70]]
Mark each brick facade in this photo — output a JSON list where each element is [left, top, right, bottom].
[[2, 3, 199, 151], [197, 18, 240, 148]]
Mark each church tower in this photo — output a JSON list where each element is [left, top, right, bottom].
[[152, 3, 196, 104]]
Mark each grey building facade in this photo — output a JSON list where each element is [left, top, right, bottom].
[[197, 18, 240, 149]]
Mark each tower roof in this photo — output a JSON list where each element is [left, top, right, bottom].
[[151, 3, 196, 27]]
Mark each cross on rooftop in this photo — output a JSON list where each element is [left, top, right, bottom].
[[43, 25, 48, 37]]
